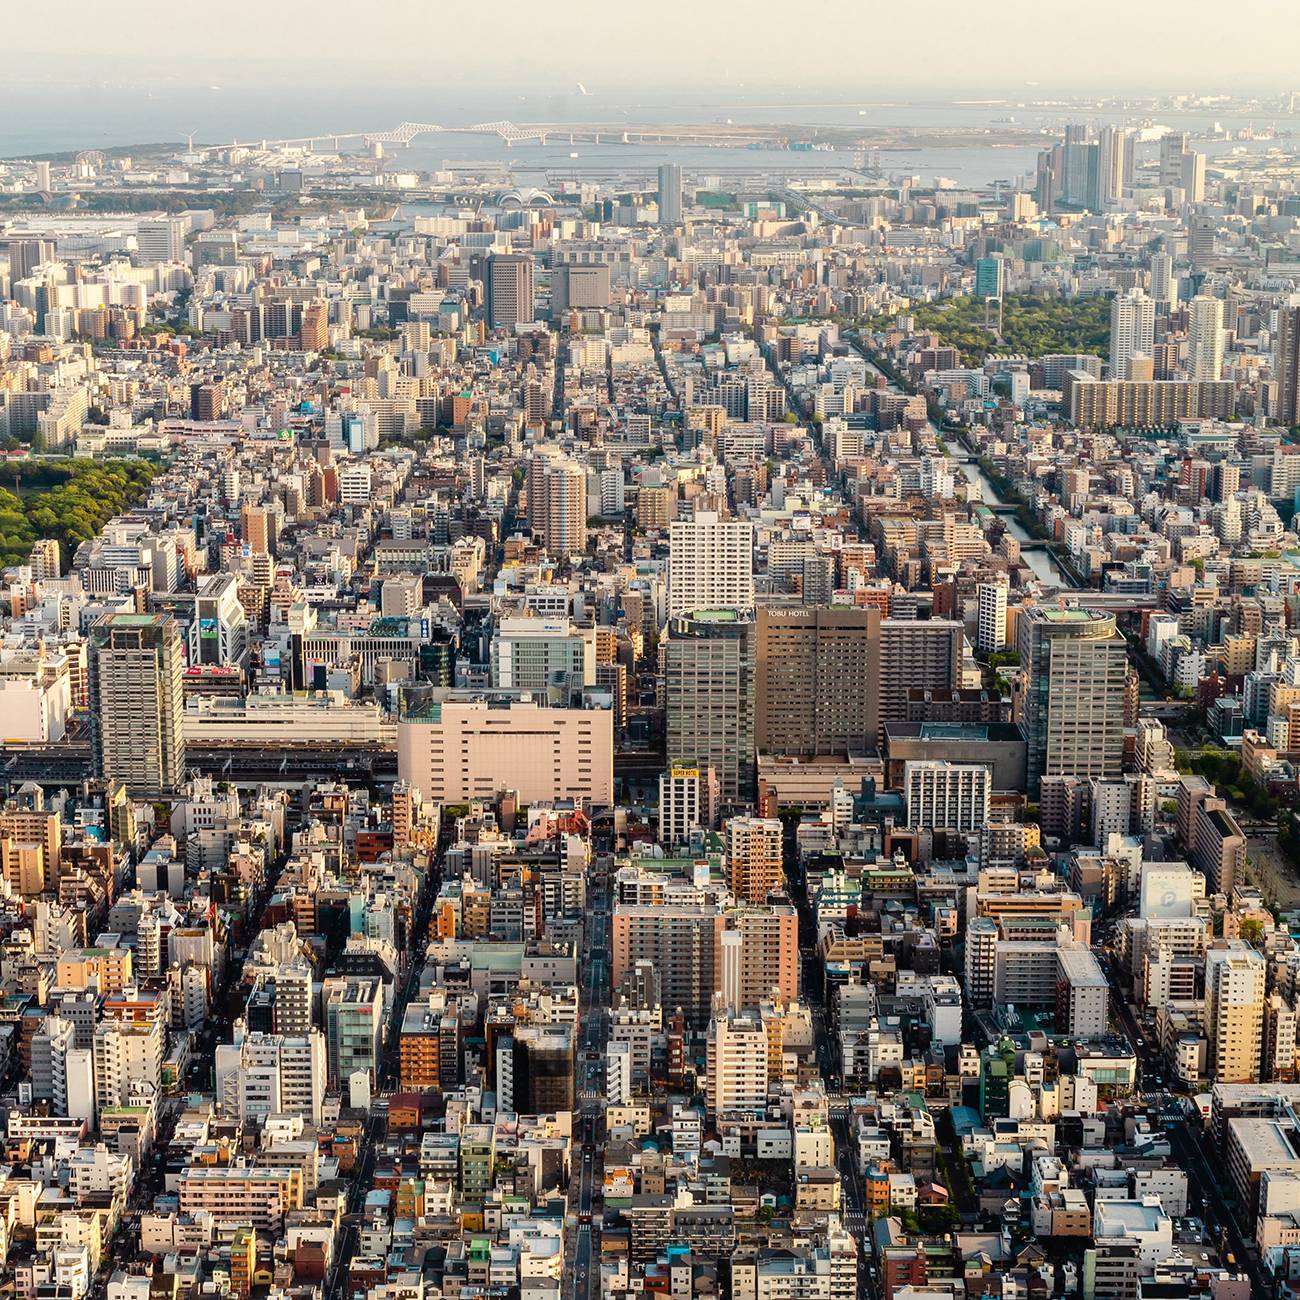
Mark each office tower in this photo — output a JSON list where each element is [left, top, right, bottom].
[[299, 300, 328, 350], [136, 216, 187, 264], [552, 263, 612, 315], [1205, 941, 1266, 1084], [1149, 252, 1177, 311], [1018, 607, 1127, 794], [6, 238, 55, 281], [658, 162, 683, 226], [660, 765, 705, 847], [491, 616, 592, 694], [976, 582, 1009, 654], [34, 161, 51, 192], [88, 613, 186, 798], [1159, 131, 1191, 186], [486, 253, 535, 329], [665, 611, 755, 804], [755, 606, 880, 757], [191, 574, 250, 669], [974, 255, 1005, 300], [1182, 151, 1206, 203], [725, 816, 784, 904], [1109, 288, 1156, 379], [323, 976, 384, 1087], [878, 619, 963, 737], [1187, 295, 1225, 382], [903, 760, 991, 833], [1189, 215, 1216, 270], [1273, 300, 1300, 427], [705, 1010, 768, 1116], [527, 452, 587, 555], [667, 513, 754, 617]]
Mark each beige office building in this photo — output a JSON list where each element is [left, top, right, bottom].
[[397, 695, 613, 805]]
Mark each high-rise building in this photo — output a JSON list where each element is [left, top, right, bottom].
[[1018, 607, 1127, 794], [136, 216, 187, 264], [1205, 941, 1265, 1084], [215, 1027, 328, 1126], [611, 903, 722, 1027], [878, 619, 963, 738], [1096, 125, 1131, 207], [6, 238, 55, 281], [323, 976, 384, 1088], [755, 606, 880, 758], [659, 765, 706, 848], [1273, 299, 1300, 428], [299, 300, 329, 351], [1109, 288, 1156, 379], [1187, 295, 1225, 382], [665, 611, 755, 804], [725, 816, 784, 904], [1189, 215, 1216, 269], [191, 573, 249, 669], [903, 760, 992, 833], [88, 613, 186, 798], [1149, 252, 1177, 311], [501, 1024, 575, 1114], [976, 582, 1009, 654], [974, 255, 1005, 301], [190, 381, 224, 422], [658, 163, 683, 227], [486, 253, 535, 329], [527, 451, 587, 556], [667, 513, 754, 617], [705, 1010, 768, 1116]]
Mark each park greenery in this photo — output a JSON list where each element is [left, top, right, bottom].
[[870, 293, 1112, 365], [0, 459, 158, 568]]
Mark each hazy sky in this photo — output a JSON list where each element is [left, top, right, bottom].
[[9, 0, 1300, 93]]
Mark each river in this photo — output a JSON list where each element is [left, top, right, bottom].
[[952, 458, 1072, 587]]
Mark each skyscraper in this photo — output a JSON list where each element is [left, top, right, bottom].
[[974, 255, 1005, 301], [754, 605, 880, 757], [1109, 288, 1156, 379], [1018, 607, 1127, 794], [1187, 295, 1225, 382], [486, 253, 535, 329], [667, 513, 754, 617], [658, 163, 683, 227], [88, 613, 186, 798], [665, 610, 755, 804], [1273, 299, 1300, 428], [1096, 125, 1131, 208], [1149, 252, 1177, 311]]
